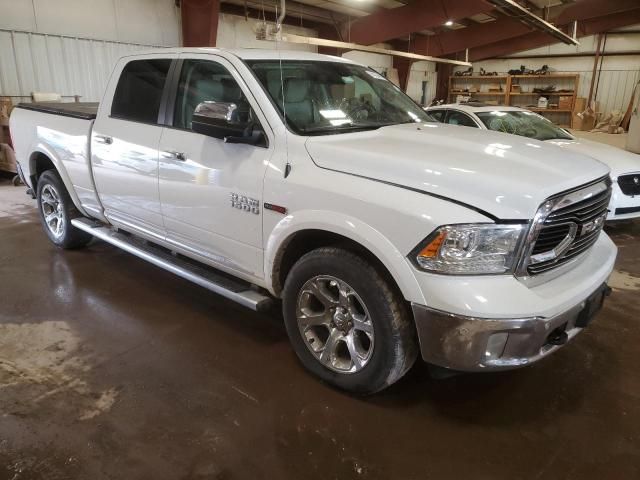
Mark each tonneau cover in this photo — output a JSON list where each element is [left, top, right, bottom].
[[16, 102, 99, 120]]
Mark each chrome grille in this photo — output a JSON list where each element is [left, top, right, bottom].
[[525, 177, 611, 276], [617, 174, 640, 196]]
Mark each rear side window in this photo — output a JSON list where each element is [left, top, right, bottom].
[[111, 59, 172, 123]]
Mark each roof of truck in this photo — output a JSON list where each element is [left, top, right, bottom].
[[123, 47, 355, 63]]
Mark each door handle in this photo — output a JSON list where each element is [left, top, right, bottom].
[[161, 150, 186, 161], [94, 134, 113, 145]]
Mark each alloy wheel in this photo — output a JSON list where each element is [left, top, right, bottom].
[[296, 275, 375, 373], [40, 184, 65, 239]]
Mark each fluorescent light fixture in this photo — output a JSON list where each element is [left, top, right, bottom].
[[487, 0, 579, 45]]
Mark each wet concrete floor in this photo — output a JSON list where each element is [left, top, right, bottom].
[[1, 176, 639, 479]]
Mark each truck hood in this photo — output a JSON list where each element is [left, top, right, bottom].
[[305, 123, 610, 220], [546, 137, 640, 178]]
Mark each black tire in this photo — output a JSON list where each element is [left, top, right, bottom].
[[36, 170, 92, 249], [282, 247, 418, 394]]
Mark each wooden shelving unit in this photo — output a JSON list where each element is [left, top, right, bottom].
[[448, 75, 509, 105], [447, 73, 580, 127], [508, 74, 579, 127]]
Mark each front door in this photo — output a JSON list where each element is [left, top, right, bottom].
[[157, 55, 272, 278]]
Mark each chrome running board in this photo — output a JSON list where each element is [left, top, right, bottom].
[[71, 218, 273, 312]]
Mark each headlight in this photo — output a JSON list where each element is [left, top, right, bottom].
[[413, 224, 525, 275]]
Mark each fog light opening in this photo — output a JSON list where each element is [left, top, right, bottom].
[[546, 324, 568, 346], [485, 332, 509, 361]]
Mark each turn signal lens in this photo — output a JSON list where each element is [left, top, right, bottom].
[[417, 231, 446, 258]]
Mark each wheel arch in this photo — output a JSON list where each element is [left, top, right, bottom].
[[28, 147, 89, 217], [266, 213, 425, 305]]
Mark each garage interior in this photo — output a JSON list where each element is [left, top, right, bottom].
[[1, 0, 640, 478]]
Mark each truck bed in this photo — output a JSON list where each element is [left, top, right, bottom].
[[16, 102, 99, 120]]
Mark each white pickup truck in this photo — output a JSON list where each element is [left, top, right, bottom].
[[11, 49, 617, 393]]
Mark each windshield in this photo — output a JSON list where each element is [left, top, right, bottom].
[[475, 110, 573, 141], [246, 60, 433, 135]]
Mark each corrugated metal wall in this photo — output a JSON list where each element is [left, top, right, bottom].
[[0, 29, 165, 103], [580, 69, 640, 114]]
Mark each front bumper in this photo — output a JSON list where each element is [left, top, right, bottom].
[[412, 283, 611, 371]]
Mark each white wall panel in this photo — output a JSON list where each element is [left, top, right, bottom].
[[0, 0, 180, 45], [0, 30, 164, 102], [216, 14, 317, 51], [0, 0, 37, 31], [406, 61, 437, 105], [33, 0, 119, 41], [113, 0, 181, 46]]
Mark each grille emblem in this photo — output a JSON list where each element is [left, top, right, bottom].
[[634, 176, 639, 185], [580, 213, 606, 237]]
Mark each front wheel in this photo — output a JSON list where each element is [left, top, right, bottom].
[[282, 247, 418, 394], [36, 170, 92, 249]]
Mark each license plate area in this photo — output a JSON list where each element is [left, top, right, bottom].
[[575, 283, 611, 328]]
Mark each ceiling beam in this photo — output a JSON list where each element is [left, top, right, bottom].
[[410, 0, 640, 58], [343, 0, 494, 46], [487, 0, 578, 45], [468, 8, 640, 61], [218, 2, 326, 30]]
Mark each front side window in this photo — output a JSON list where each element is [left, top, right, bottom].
[[111, 59, 171, 123], [475, 110, 573, 141], [173, 59, 251, 130], [428, 109, 446, 122], [246, 60, 433, 135], [445, 110, 478, 128]]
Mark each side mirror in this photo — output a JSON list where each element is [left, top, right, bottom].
[[192, 101, 265, 146]]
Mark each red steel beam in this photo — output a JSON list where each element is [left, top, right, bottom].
[[469, 8, 640, 61], [181, 0, 220, 47], [344, 0, 493, 46], [412, 15, 529, 57], [393, 57, 413, 92]]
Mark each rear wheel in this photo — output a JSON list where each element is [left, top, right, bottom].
[[283, 247, 418, 394], [36, 170, 92, 249]]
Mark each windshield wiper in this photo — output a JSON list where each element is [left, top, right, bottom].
[[301, 124, 384, 134]]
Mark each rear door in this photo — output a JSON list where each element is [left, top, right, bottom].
[[91, 55, 174, 240], [157, 54, 273, 278]]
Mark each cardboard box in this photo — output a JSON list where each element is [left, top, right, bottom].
[[574, 108, 596, 131], [558, 95, 573, 110], [511, 85, 522, 93], [574, 97, 586, 112]]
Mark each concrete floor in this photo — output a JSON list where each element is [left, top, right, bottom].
[[1, 174, 640, 480], [569, 129, 629, 150]]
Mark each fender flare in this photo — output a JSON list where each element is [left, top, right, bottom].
[[28, 143, 91, 218], [264, 209, 426, 305]]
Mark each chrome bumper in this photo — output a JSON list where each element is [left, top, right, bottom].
[[412, 285, 610, 371]]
